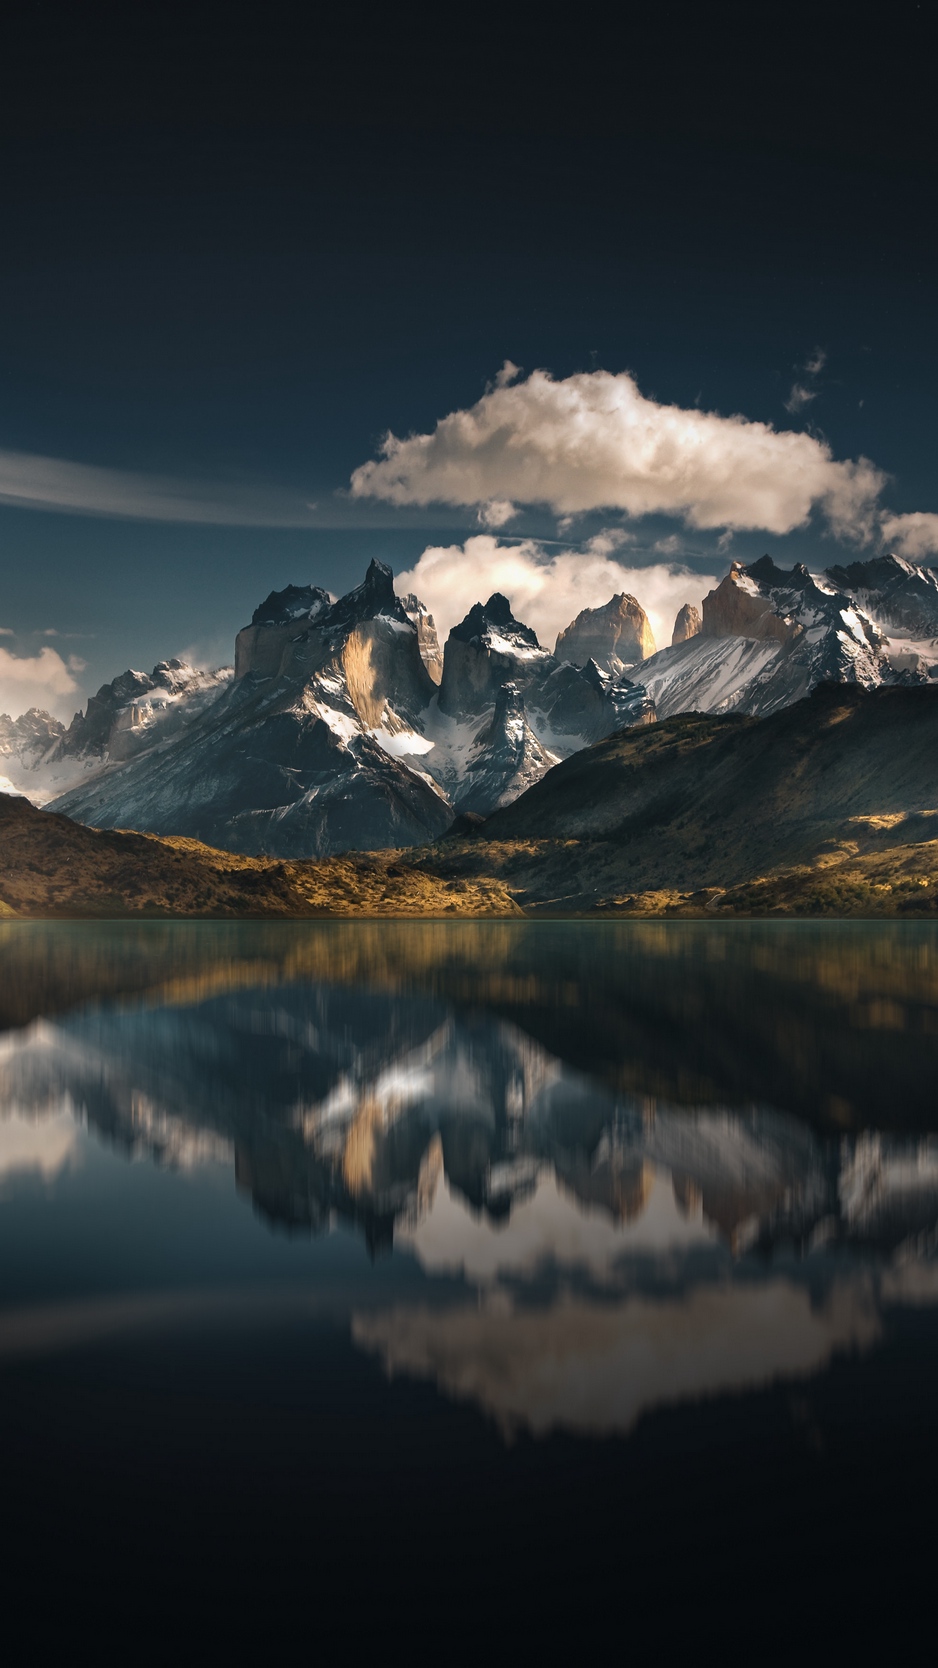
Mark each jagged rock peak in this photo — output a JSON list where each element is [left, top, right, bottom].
[[399, 592, 444, 684], [493, 680, 525, 721], [450, 593, 542, 650], [56, 659, 225, 760], [0, 708, 66, 787], [236, 562, 416, 680], [703, 559, 803, 642], [555, 593, 655, 670], [826, 553, 925, 592], [252, 584, 331, 627], [672, 603, 702, 646], [455, 679, 560, 816], [321, 559, 412, 633], [824, 553, 938, 646], [580, 657, 610, 693]]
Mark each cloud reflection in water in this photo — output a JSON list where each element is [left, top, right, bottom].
[[1, 921, 938, 1444]]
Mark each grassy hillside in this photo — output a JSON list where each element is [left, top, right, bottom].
[[0, 793, 520, 918], [417, 683, 938, 913]]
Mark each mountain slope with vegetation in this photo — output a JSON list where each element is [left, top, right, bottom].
[[420, 683, 938, 913], [0, 793, 520, 918]]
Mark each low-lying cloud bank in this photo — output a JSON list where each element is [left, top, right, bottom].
[[396, 534, 717, 651], [0, 644, 81, 721], [352, 365, 887, 541]]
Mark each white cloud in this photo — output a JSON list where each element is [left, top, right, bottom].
[[0, 644, 81, 719], [351, 366, 886, 540], [879, 511, 938, 561], [395, 533, 718, 652]]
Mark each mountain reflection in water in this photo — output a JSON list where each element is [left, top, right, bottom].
[[1, 921, 938, 1442]]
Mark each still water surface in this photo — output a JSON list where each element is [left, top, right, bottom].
[[2, 920, 937, 1653]]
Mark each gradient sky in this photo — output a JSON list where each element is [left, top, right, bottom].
[[1, 3, 936, 714]]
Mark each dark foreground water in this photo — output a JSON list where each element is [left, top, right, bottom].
[[2, 920, 938, 1657]]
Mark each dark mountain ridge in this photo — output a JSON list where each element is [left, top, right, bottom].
[[434, 682, 938, 910]]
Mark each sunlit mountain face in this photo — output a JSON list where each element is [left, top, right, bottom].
[[3, 919, 938, 1653]]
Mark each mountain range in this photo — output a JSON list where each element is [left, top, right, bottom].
[[3, 966, 936, 1257], [2, 550, 935, 857]]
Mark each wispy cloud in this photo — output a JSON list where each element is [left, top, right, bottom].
[[784, 346, 827, 415], [0, 449, 327, 527], [784, 383, 816, 414], [352, 363, 884, 542]]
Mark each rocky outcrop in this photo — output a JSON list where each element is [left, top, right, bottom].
[[671, 603, 701, 646], [0, 707, 64, 763], [824, 554, 938, 675], [234, 584, 330, 679], [400, 593, 444, 684], [0, 708, 66, 799], [530, 659, 656, 745], [436, 593, 655, 755], [53, 660, 231, 766], [438, 593, 550, 718], [51, 561, 451, 856], [634, 556, 910, 720], [455, 683, 559, 816], [555, 593, 655, 671], [702, 560, 801, 643], [825, 553, 938, 639]]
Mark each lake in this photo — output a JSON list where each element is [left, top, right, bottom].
[[2, 919, 937, 1655]]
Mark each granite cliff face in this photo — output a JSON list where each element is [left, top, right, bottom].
[[438, 592, 550, 717], [437, 592, 655, 739], [399, 592, 444, 683], [234, 584, 331, 678], [453, 682, 559, 816], [51, 562, 452, 855], [554, 592, 655, 672], [58, 659, 232, 764], [671, 603, 701, 646], [0, 678, 227, 806]]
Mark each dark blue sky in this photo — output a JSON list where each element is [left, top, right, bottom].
[[0, 3, 935, 709]]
